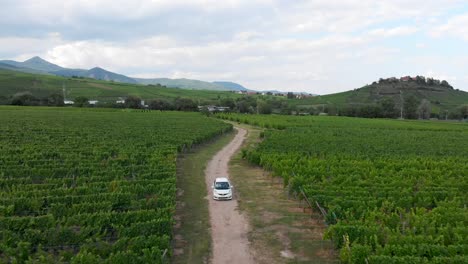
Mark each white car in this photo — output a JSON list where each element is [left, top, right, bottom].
[[212, 177, 233, 200]]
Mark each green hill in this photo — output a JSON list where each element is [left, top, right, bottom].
[[54, 67, 138, 84], [0, 62, 51, 75], [212, 81, 249, 91], [134, 77, 233, 91], [0, 56, 64, 72], [290, 76, 468, 113], [0, 69, 242, 103]]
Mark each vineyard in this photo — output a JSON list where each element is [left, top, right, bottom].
[[218, 113, 468, 263], [0, 107, 231, 263]]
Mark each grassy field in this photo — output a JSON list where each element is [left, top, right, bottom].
[[0, 69, 243, 103], [173, 130, 235, 264]]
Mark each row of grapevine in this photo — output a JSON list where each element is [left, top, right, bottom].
[[218, 113, 468, 263], [0, 107, 231, 263]]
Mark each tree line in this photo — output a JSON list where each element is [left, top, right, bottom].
[[0, 92, 65, 107], [333, 96, 468, 120], [3, 91, 467, 120]]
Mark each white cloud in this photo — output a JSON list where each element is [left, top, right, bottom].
[[425, 70, 458, 83], [431, 13, 468, 41], [1, 0, 468, 93], [0, 33, 64, 60], [36, 33, 387, 92], [368, 26, 419, 38], [415, 43, 426, 48]]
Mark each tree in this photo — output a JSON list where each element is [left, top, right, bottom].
[[48, 93, 64, 106], [11, 92, 39, 106], [199, 106, 211, 116], [379, 97, 397, 118], [148, 99, 172, 110], [279, 102, 293, 115], [125, 96, 141, 109], [403, 96, 419, 119], [417, 99, 431, 119], [0, 95, 8, 105], [74, 96, 89, 107], [458, 104, 468, 120], [415, 75, 426, 84], [174, 98, 197, 111], [325, 104, 339, 116], [220, 98, 235, 109], [256, 99, 272, 114], [236, 101, 250, 113], [448, 110, 462, 120], [287, 92, 295, 99], [235, 97, 256, 113], [440, 80, 452, 89]]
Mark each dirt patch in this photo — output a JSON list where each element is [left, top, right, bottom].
[[205, 127, 254, 264], [287, 207, 306, 213], [261, 211, 282, 224]]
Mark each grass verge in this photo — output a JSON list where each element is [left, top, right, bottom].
[[173, 130, 236, 264], [228, 122, 338, 264]]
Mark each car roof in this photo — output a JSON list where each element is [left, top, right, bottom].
[[215, 177, 229, 182]]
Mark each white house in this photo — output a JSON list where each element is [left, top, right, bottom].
[[64, 100, 74, 105], [198, 105, 230, 112], [88, 100, 98, 105]]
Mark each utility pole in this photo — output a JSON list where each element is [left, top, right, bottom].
[[399, 90, 404, 119], [62, 83, 66, 100]]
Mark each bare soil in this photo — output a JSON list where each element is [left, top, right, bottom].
[[205, 127, 254, 264]]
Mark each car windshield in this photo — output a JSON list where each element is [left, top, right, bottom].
[[214, 182, 230, 190]]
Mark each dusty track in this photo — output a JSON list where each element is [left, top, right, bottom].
[[205, 127, 254, 264]]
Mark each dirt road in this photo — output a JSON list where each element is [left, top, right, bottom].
[[205, 127, 254, 264]]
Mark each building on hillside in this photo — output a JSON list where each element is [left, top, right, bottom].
[[216, 106, 230, 112], [198, 105, 230, 112], [116, 99, 125, 104], [64, 100, 74, 105], [88, 100, 98, 105], [400, 76, 411, 82], [295, 93, 314, 99]]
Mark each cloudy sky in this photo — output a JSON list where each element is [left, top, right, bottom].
[[1, 0, 468, 93]]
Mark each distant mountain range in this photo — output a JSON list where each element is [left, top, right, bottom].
[[0, 56, 249, 91], [212, 81, 249, 91], [1, 56, 63, 73], [0, 61, 50, 75], [54, 67, 138, 84], [135, 78, 249, 91]]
